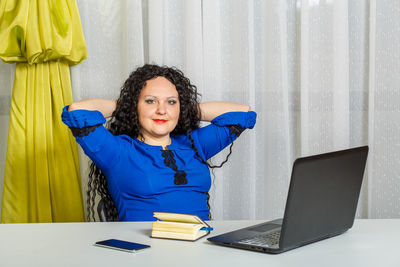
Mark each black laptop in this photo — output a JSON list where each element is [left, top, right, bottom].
[[208, 146, 369, 254]]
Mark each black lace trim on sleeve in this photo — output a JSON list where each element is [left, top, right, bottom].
[[69, 125, 101, 138], [161, 150, 188, 185], [227, 125, 245, 138]]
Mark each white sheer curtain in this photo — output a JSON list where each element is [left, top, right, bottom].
[[1, 0, 399, 220], [0, 63, 14, 217]]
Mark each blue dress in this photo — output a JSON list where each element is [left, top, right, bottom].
[[61, 106, 256, 221]]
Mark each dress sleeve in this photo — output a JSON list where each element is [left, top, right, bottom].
[[191, 111, 257, 160], [61, 105, 123, 171]]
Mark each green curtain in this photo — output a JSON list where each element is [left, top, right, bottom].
[[0, 0, 87, 222]]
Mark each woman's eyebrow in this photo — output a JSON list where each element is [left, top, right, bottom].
[[143, 95, 178, 99]]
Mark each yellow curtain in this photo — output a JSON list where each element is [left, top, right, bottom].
[[0, 0, 87, 222]]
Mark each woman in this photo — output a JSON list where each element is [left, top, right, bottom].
[[62, 64, 256, 222]]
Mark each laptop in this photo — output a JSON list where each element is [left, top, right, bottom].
[[208, 146, 369, 254]]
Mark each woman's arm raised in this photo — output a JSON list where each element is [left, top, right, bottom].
[[198, 102, 250, 122], [68, 98, 117, 118]]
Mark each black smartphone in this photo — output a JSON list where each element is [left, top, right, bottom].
[[94, 239, 150, 253]]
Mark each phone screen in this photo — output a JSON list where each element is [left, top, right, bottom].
[[94, 239, 150, 252]]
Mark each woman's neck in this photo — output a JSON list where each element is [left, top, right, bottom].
[[138, 135, 172, 149]]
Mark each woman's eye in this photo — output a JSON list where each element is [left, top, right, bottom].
[[145, 99, 155, 104], [168, 100, 177, 105]]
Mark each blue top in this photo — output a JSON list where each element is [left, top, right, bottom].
[[61, 106, 256, 221]]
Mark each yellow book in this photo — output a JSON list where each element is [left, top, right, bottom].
[[151, 212, 212, 241]]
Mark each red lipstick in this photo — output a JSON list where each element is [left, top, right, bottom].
[[153, 119, 168, 124]]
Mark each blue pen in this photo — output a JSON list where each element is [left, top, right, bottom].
[[201, 226, 214, 231]]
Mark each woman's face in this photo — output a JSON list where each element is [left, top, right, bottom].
[[137, 76, 180, 144]]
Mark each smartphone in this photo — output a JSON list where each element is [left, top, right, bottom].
[[94, 239, 150, 253]]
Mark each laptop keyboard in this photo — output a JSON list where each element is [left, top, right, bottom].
[[237, 230, 281, 248]]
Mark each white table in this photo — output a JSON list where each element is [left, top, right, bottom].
[[0, 219, 398, 267]]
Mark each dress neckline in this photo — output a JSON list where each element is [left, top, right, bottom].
[[133, 134, 192, 150]]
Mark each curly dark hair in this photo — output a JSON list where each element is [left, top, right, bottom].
[[87, 64, 235, 221]]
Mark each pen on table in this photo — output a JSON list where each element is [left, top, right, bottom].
[[201, 227, 214, 231]]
